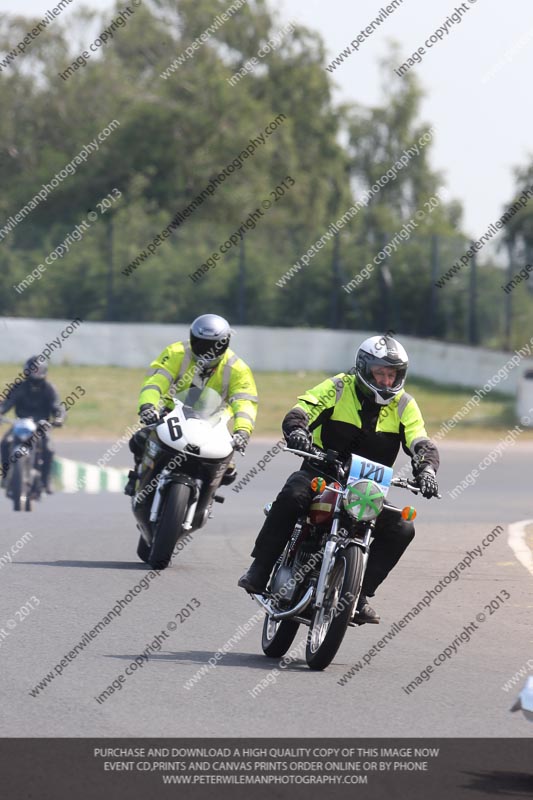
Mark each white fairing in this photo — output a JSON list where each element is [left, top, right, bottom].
[[156, 387, 233, 460]]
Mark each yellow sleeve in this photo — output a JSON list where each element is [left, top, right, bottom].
[[227, 363, 258, 435], [137, 346, 183, 411]]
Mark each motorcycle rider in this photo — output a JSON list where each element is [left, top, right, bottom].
[[238, 335, 440, 624], [124, 313, 258, 496], [0, 357, 65, 493]]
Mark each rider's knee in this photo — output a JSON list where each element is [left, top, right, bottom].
[[129, 429, 148, 457], [398, 518, 415, 543]]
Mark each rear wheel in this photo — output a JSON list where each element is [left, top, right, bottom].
[[261, 616, 300, 658], [305, 546, 362, 671], [149, 483, 191, 569]]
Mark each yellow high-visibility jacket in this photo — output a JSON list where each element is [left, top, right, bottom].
[[283, 373, 438, 470], [138, 342, 258, 435]]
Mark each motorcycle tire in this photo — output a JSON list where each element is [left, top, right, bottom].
[[261, 616, 300, 658], [149, 482, 191, 570], [305, 545, 362, 671], [136, 535, 151, 563], [10, 460, 25, 512]]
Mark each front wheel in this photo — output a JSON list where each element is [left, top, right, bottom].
[[137, 535, 151, 563], [305, 545, 362, 671], [261, 616, 300, 658], [149, 483, 191, 570], [10, 459, 28, 512]]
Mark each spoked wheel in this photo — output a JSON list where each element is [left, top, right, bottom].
[[261, 615, 300, 658], [305, 546, 362, 671]]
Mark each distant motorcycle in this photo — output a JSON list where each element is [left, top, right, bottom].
[[250, 446, 439, 671], [131, 387, 236, 570], [1, 416, 48, 511]]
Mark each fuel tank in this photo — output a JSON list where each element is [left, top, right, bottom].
[[308, 483, 340, 526]]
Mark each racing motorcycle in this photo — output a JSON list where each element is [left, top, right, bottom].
[[131, 387, 235, 570], [250, 446, 439, 671], [0, 416, 47, 511]]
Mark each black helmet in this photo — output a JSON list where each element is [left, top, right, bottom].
[[24, 356, 47, 381], [355, 335, 408, 405], [189, 314, 231, 368]]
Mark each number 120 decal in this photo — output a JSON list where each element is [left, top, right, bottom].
[[358, 460, 385, 483]]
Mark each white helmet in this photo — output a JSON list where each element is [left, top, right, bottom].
[[355, 335, 408, 405]]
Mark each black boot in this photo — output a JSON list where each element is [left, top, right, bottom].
[[352, 594, 380, 625], [124, 469, 137, 497], [238, 559, 272, 594]]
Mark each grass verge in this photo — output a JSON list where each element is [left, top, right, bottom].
[[0, 364, 528, 441]]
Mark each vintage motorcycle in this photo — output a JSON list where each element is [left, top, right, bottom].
[[132, 387, 236, 570], [251, 446, 438, 671], [0, 416, 48, 511]]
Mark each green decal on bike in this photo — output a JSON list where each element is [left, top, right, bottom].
[[345, 482, 384, 521]]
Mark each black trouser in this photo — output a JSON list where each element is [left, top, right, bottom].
[[251, 468, 415, 597], [1, 430, 54, 486]]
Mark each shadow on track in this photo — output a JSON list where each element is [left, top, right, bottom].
[[100, 649, 309, 673], [14, 560, 150, 570]]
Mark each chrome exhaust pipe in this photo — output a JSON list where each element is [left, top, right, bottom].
[[251, 586, 314, 620]]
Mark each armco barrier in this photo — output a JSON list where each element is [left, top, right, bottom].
[[1, 317, 532, 396]]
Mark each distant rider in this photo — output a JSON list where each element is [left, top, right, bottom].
[[0, 357, 65, 493], [124, 314, 258, 496], [238, 335, 440, 624]]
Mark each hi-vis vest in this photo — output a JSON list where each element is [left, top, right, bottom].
[[294, 373, 428, 466], [138, 342, 258, 435]]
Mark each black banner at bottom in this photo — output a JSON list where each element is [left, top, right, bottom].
[[1, 738, 532, 799]]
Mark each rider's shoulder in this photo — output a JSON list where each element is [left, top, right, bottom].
[[165, 340, 188, 356]]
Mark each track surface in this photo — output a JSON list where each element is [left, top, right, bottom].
[[1, 440, 532, 737]]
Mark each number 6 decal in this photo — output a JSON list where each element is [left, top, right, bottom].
[[167, 418, 183, 441]]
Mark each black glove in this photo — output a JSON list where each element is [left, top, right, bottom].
[[139, 404, 159, 425], [286, 428, 313, 453], [416, 466, 439, 498], [232, 430, 250, 453]]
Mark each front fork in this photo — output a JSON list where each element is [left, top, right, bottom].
[[314, 517, 373, 610], [149, 468, 200, 527]]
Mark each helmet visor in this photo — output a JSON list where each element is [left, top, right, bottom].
[[190, 334, 229, 361], [25, 360, 47, 380], [360, 355, 406, 394]]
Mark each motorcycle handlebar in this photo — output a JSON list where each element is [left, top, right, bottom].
[[284, 445, 322, 459], [390, 476, 441, 499], [285, 448, 441, 499]]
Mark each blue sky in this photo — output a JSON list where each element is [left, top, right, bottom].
[[3, 0, 532, 240]]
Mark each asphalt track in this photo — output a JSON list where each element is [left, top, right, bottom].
[[1, 440, 532, 737]]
